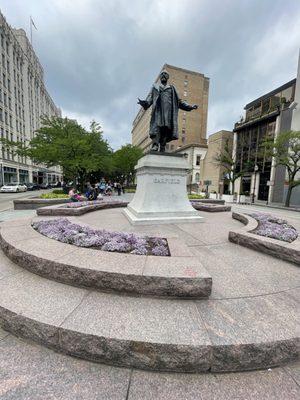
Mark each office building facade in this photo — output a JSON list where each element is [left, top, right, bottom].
[[0, 12, 62, 185], [233, 76, 299, 205]]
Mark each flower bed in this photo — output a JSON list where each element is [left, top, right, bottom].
[[32, 219, 170, 256], [62, 200, 104, 208], [248, 213, 298, 243]]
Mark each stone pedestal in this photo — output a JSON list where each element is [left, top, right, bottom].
[[123, 153, 204, 225]]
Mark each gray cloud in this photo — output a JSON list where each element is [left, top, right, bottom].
[[2, 0, 300, 149]]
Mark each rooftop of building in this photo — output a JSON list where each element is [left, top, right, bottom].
[[162, 63, 209, 79], [245, 78, 296, 109], [173, 141, 208, 153], [207, 130, 233, 140]]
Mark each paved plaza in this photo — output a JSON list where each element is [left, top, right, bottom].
[[0, 199, 299, 398]]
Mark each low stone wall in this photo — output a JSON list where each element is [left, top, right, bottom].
[[229, 212, 300, 265], [192, 203, 231, 212], [14, 197, 70, 210], [191, 199, 225, 205], [37, 200, 129, 216]]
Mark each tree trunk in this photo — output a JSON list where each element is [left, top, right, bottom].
[[285, 184, 293, 207], [231, 180, 235, 196]]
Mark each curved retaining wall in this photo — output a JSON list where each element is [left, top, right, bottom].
[[229, 212, 300, 265], [14, 197, 71, 210]]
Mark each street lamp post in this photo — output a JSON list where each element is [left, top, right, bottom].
[[251, 164, 259, 204]]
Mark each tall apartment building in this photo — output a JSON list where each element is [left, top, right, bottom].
[[0, 12, 62, 185], [132, 64, 209, 153]]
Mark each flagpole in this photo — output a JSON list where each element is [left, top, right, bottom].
[[30, 16, 32, 44]]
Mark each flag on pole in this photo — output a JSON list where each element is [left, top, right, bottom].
[[30, 16, 37, 30]]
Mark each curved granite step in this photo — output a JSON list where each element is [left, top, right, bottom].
[[0, 218, 212, 299], [0, 250, 298, 373]]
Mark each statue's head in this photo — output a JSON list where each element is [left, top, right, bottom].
[[160, 70, 169, 84]]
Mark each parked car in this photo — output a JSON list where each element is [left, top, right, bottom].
[[38, 183, 51, 189], [0, 183, 27, 193], [25, 182, 40, 191]]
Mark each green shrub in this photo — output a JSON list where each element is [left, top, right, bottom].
[[125, 188, 136, 193], [52, 189, 64, 194], [40, 193, 69, 199], [188, 194, 205, 199]]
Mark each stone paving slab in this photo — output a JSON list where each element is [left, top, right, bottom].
[[0, 253, 298, 373], [196, 290, 300, 371], [1, 333, 299, 400], [284, 361, 300, 386], [0, 334, 131, 400], [60, 291, 211, 372], [128, 366, 300, 400], [191, 242, 300, 299]]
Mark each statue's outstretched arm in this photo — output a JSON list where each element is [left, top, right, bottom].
[[137, 90, 153, 110], [178, 99, 198, 111]]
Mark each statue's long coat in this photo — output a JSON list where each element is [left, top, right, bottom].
[[144, 83, 194, 143]]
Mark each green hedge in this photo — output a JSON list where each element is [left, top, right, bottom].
[[52, 189, 64, 194], [125, 188, 136, 193], [40, 193, 69, 199], [188, 194, 205, 199]]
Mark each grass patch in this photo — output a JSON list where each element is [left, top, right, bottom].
[[40, 193, 69, 199], [188, 194, 205, 199]]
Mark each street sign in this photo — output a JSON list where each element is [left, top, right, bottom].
[[204, 180, 212, 186]]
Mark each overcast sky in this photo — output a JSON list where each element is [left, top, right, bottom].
[[2, 0, 300, 149]]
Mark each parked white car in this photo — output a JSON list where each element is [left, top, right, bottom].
[[0, 183, 28, 193]]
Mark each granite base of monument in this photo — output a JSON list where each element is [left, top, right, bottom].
[[123, 153, 204, 225]]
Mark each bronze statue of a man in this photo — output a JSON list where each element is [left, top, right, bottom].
[[138, 70, 198, 152]]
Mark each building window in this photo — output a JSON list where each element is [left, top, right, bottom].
[[183, 90, 187, 97], [182, 136, 185, 144], [196, 155, 201, 165], [195, 173, 200, 182], [4, 93, 7, 106], [0, 108, 3, 121], [5, 112, 8, 125], [184, 80, 188, 87]]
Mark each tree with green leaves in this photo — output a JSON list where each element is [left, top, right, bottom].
[[263, 130, 300, 207], [113, 144, 143, 185], [214, 138, 245, 195], [1, 116, 112, 190]]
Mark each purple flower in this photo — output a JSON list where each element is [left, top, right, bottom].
[[32, 219, 170, 256], [247, 213, 298, 243], [151, 245, 169, 256], [101, 240, 131, 253]]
